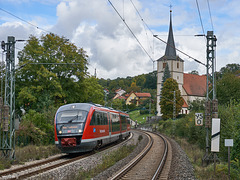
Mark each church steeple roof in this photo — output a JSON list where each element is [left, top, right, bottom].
[[165, 10, 176, 57]]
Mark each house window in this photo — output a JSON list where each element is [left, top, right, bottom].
[[177, 76, 179, 80], [177, 62, 179, 68], [163, 63, 166, 68]]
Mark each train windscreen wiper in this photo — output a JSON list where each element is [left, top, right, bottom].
[[67, 115, 78, 123]]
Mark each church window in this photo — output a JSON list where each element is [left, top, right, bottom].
[[163, 63, 166, 68], [177, 62, 179, 68]]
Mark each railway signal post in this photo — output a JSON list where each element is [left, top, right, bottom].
[[203, 31, 218, 165], [0, 36, 16, 159]]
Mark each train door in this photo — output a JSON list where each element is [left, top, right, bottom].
[[108, 112, 112, 137]]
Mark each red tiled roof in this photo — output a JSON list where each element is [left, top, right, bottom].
[[183, 73, 206, 96], [135, 93, 151, 98], [182, 98, 188, 108], [117, 96, 126, 100], [115, 88, 121, 93]]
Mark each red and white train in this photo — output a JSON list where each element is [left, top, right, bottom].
[[54, 103, 131, 153]]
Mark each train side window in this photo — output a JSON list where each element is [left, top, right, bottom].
[[104, 112, 108, 125], [90, 111, 96, 125], [95, 112, 101, 125], [127, 117, 130, 124]]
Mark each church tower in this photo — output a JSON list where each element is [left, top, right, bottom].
[[156, 10, 184, 116]]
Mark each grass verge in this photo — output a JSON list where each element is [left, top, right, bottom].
[[0, 145, 61, 170], [174, 137, 240, 180], [128, 110, 154, 125]]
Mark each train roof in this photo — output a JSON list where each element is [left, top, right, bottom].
[[57, 103, 94, 112], [57, 103, 129, 115]]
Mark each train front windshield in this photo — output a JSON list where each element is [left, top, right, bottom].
[[56, 110, 88, 135], [57, 110, 88, 123]]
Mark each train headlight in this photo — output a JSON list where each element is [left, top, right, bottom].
[[59, 130, 62, 134], [78, 129, 82, 133]]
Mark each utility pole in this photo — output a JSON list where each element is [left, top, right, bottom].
[[104, 89, 109, 107], [203, 31, 217, 165], [173, 91, 176, 120], [0, 36, 16, 159]]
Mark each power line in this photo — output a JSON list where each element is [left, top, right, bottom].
[[207, 0, 214, 31], [153, 35, 206, 67], [130, 0, 154, 35], [195, 0, 205, 36], [108, 0, 154, 62], [0, 7, 52, 34], [130, 0, 155, 67]]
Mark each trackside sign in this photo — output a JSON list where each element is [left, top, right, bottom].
[[195, 113, 203, 126], [211, 118, 221, 152]]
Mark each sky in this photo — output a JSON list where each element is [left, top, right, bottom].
[[0, 0, 239, 79]]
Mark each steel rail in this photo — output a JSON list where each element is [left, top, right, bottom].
[[0, 132, 133, 179], [110, 130, 153, 179], [110, 130, 168, 180], [151, 132, 168, 180]]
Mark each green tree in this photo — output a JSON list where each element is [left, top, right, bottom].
[[82, 76, 104, 104], [160, 78, 183, 120], [189, 70, 199, 75], [188, 98, 205, 111], [16, 33, 89, 112], [112, 98, 125, 110], [216, 73, 240, 105], [220, 63, 240, 75], [144, 71, 157, 89], [162, 63, 171, 86], [135, 74, 146, 87], [127, 81, 140, 93]]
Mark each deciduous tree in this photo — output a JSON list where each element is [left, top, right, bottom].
[[160, 78, 183, 120], [16, 33, 90, 112]]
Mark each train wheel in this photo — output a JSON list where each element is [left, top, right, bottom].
[[95, 140, 102, 150], [119, 135, 123, 141]]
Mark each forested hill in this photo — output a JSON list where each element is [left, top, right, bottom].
[[98, 71, 157, 98]]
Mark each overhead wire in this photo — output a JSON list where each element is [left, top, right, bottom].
[[130, 0, 155, 60], [0, 8, 52, 34], [153, 35, 206, 67], [128, 0, 206, 67], [195, 0, 205, 36], [108, 0, 154, 62], [207, 0, 214, 31]]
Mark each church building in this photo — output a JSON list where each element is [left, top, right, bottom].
[[156, 10, 206, 116]]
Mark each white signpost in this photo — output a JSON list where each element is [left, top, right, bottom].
[[211, 118, 221, 152], [225, 139, 233, 179], [195, 113, 203, 126]]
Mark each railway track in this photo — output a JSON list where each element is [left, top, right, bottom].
[[0, 133, 133, 180], [110, 130, 171, 180]]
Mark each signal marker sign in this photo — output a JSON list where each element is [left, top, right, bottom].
[[195, 113, 203, 126], [211, 118, 221, 152]]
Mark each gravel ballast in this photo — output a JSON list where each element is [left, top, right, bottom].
[[3, 130, 196, 180]]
